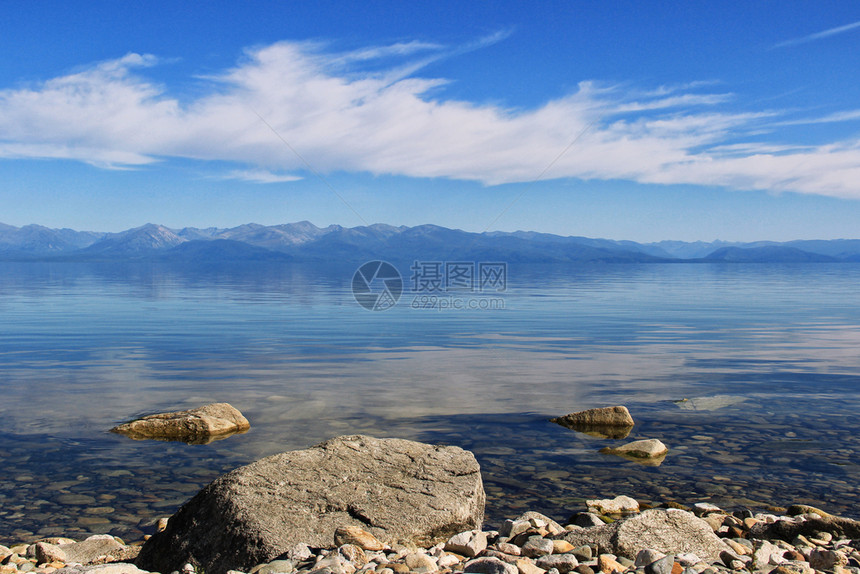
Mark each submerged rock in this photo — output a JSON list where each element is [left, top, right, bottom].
[[110, 403, 250, 443], [551, 406, 635, 437], [599, 439, 668, 465], [135, 435, 484, 574]]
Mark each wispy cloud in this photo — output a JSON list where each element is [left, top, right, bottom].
[[773, 20, 860, 48], [0, 40, 859, 199], [776, 109, 860, 126], [222, 169, 303, 184]]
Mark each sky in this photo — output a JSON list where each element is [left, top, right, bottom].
[[1, 1, 859, 242]]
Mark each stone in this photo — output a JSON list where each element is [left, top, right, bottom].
[[568, 514, 605, 529], [587, 496, 639, 515], [496, 543, 522, 557], [47, 536, 129, 566], [552, 541, 575, 555], [500, 520, 533, 539], [723, 540, 749, 556], [599, 440, 668, 460], [516, 559, 546, 574], [33, 543, 67, 565], [404, 553, 437, 573], [255, 560, 295, 574], [53, 565, 154, 574], [446, 531, 488, 558], [551, 407, 635, 439], [438, 554, 462, 569], [111, 402, 250, 443], [753, 541, 785, 570], [339, 546, 367, 568], [809, 549, 848, 570], [750, 516, 860, 541], [535, 555, 579, 574], [522, 538, 554, 558], [515, 512, 566, 536], [635, 549, 667, 567], [571, 546, 592, 562], [313, 554, 355, 574], [561, 510, 728, 563], [136, 435, 484, 574], [768, 563, 814, 574], [785, 505, 831, 518], [596, 555, 624, 574], [464, 557, 519, 574], [335, 527, 385, 552], [691, 504, 721, 516], [644, 555, 674, 574], [574, 566, 594, 574]]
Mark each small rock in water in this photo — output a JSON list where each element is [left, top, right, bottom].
[[550, 407, 635, 439], [110, 402, 250, 444], [599, 439, 668, 461]]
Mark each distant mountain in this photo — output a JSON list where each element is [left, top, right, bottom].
[[0, 221, 859, 263], [703, 246, 838, 263], [0, 224, 102, 256], [77, 223, 186, 257]]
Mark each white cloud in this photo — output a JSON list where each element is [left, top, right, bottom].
[[773, 20, 860, 48], [222, 169, 303, 184], [0, 40, 859, 198]]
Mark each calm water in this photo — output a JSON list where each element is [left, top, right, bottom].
[[2, 261, 860, 544]]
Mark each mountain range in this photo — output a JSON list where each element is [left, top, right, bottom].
[[1, 222, 860, 264]]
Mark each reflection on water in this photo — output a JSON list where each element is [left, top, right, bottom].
[[1, 261, 860, 543]]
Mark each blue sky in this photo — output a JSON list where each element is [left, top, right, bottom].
[[1, 1, 859, 241]]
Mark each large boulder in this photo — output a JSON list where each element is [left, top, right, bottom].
[[136, 435, 485, 574], [559, 509, 728, 563], [110, 403, 250, 443]]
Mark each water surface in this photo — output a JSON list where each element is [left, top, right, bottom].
[[2, 261, 860, 543]]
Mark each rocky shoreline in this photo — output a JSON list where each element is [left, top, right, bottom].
[[3, 431, 859, 574], [2, 499, 860, 574]]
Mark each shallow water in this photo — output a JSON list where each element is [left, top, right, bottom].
[[2, 261, 860, 543]]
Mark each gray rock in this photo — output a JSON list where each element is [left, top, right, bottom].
[[560, 509, 728, 563], [571, 546, 592, 562], [808, 549, 848, 570], [463, 557, 519, 574], [446, 531, 488, 558], [111, 403, 250, 443], [750, 515, 860, 541], [136, 435, 484, 574], [599, 440, 668, 460], [49, 535, 131, 566], [550, 407, 634, 439], [586, 496, 639, 515], [753, 541, 785, 570], [521, 537, 554, 558], [536, 555, 579, 573], [34, 542, 68, 564], [644, 555, 674, 574], [254, 560, 295, 574], [514, 512, 566, 536], [499, 520, 532, 539], [568, 514, 605, 529], [635, 549, 667, 567]]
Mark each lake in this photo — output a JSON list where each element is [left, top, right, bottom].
[[2, 260, 860, 544]]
